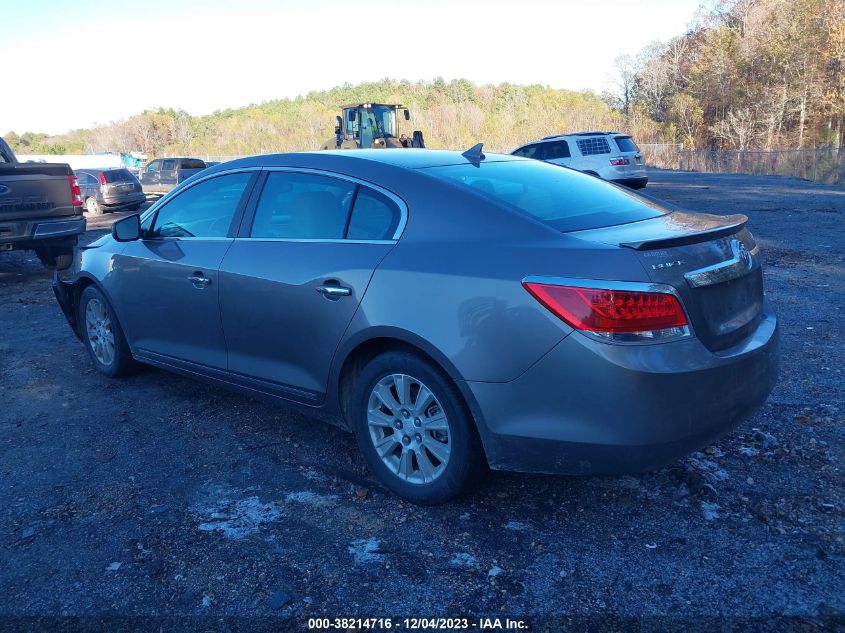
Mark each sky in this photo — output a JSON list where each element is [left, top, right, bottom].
[[1, 0, 703, 135]]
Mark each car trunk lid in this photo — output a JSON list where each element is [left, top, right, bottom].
[[569, 211, 763, 351]]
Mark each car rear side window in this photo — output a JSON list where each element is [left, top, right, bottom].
[[181, 159, 206, 169], [614, 136, 639, 153], [250, 172, 356, 239], [543, 141, 570, 160], [576, 137, 611, 155], [150, 172, 253, 238], [347, 188, 400, 240], [425, 160, 666, 232]]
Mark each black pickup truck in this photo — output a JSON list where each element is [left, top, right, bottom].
[[0, 137, 85, 269]]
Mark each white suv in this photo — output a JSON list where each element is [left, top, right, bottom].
[[511, 132, 648, 189]]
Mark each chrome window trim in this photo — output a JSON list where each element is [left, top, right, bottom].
[[521, 276, 695, 345], [235, 238, 396, 245], [139, 165, 409, 244]]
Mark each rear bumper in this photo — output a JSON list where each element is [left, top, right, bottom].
[[611, 176, 648, 188], [0, 215, 86, 248], [465, 299, 779, 475], [102, 191, 145, 208], [52, 273, 81, 339]]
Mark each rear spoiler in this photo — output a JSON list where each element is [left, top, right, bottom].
[[619, 214, 748, 250]]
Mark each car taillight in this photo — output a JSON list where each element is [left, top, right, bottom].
[[98, 172, 106, 185], [609, 157, 630, 166], [68, 175, 83, 207], [522, 280, 690, 342]]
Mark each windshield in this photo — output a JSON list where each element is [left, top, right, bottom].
[[424, 159, 667, 232], [363, 106, 398, 137]]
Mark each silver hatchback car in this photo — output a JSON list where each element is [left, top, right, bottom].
[[54, 149, 778, 504]]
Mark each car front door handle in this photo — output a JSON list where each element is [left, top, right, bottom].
[[316, 284, 351, 297], [188, 274, 212, 288]]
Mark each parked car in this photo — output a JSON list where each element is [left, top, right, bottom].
[[53, 149, 778, 504], [140, 157, 207, 196], [0, 135, 85, 269], [76, 168, 146, 215], [512, 131, 648, 188]]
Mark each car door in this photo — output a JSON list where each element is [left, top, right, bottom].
[[218, 169, 404, 402], [159, 159, 178, 192], [76, 171, 98, 202], [110, 170, 257, 370], [140, 160, 162, 193]]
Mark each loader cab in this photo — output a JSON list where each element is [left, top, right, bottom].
[[342, 104, 407, 141], [325, 103, 422, 150]]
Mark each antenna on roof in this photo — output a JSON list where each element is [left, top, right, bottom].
[[462, 143, 485, 166]]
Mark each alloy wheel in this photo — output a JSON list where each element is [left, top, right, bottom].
[[366, 373, 452, 485], [85, 297, 115, 366]]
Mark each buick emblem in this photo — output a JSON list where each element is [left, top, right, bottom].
[[0, 185, 9, 196], [734, 240, 753, 269]]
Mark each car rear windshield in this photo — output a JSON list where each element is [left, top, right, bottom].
[[614, 136, 639, 153], [103, 169, 136, 183], [424, 160, 666, 232]]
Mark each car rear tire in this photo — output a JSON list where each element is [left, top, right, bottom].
[[78, 286, 138, 378], [350, 351, 486, 504], [85, 197, 103, 215]]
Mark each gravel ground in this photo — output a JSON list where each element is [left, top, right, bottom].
[[0, 170, 843, 630]]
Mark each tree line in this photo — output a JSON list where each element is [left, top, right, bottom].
[[618, 0, 845, 150], [6, 0, 842, 158]]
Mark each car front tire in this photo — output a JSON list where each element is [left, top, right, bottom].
[[351, 350, 486, 504], [78, 285, 137, 378]]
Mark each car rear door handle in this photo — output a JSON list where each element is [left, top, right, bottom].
[[316, 284, 351, 297], [188, 273, 212, 288]]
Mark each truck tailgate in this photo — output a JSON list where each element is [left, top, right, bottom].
[[0, 163, 78, 220]]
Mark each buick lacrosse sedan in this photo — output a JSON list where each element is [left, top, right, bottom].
[[54, 149, 778, 504]]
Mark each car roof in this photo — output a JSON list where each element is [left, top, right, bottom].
[[214, 149, 523, 172], [540, 131, 624, 141], [77, 167, 127, 173]]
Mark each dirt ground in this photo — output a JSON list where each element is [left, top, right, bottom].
[[1, 170, 843, 630]]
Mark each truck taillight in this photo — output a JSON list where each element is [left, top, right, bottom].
[[609, 157, 630, 166], [68, 175, 83, 207], [522, 280, 690, 342], [98, 172, 106, 185]]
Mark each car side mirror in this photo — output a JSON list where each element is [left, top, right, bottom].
[[112, 214, 141, 242], [403, 109, 410, 121]]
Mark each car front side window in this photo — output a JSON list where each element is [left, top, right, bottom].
[[149, 172, 253, 239]]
